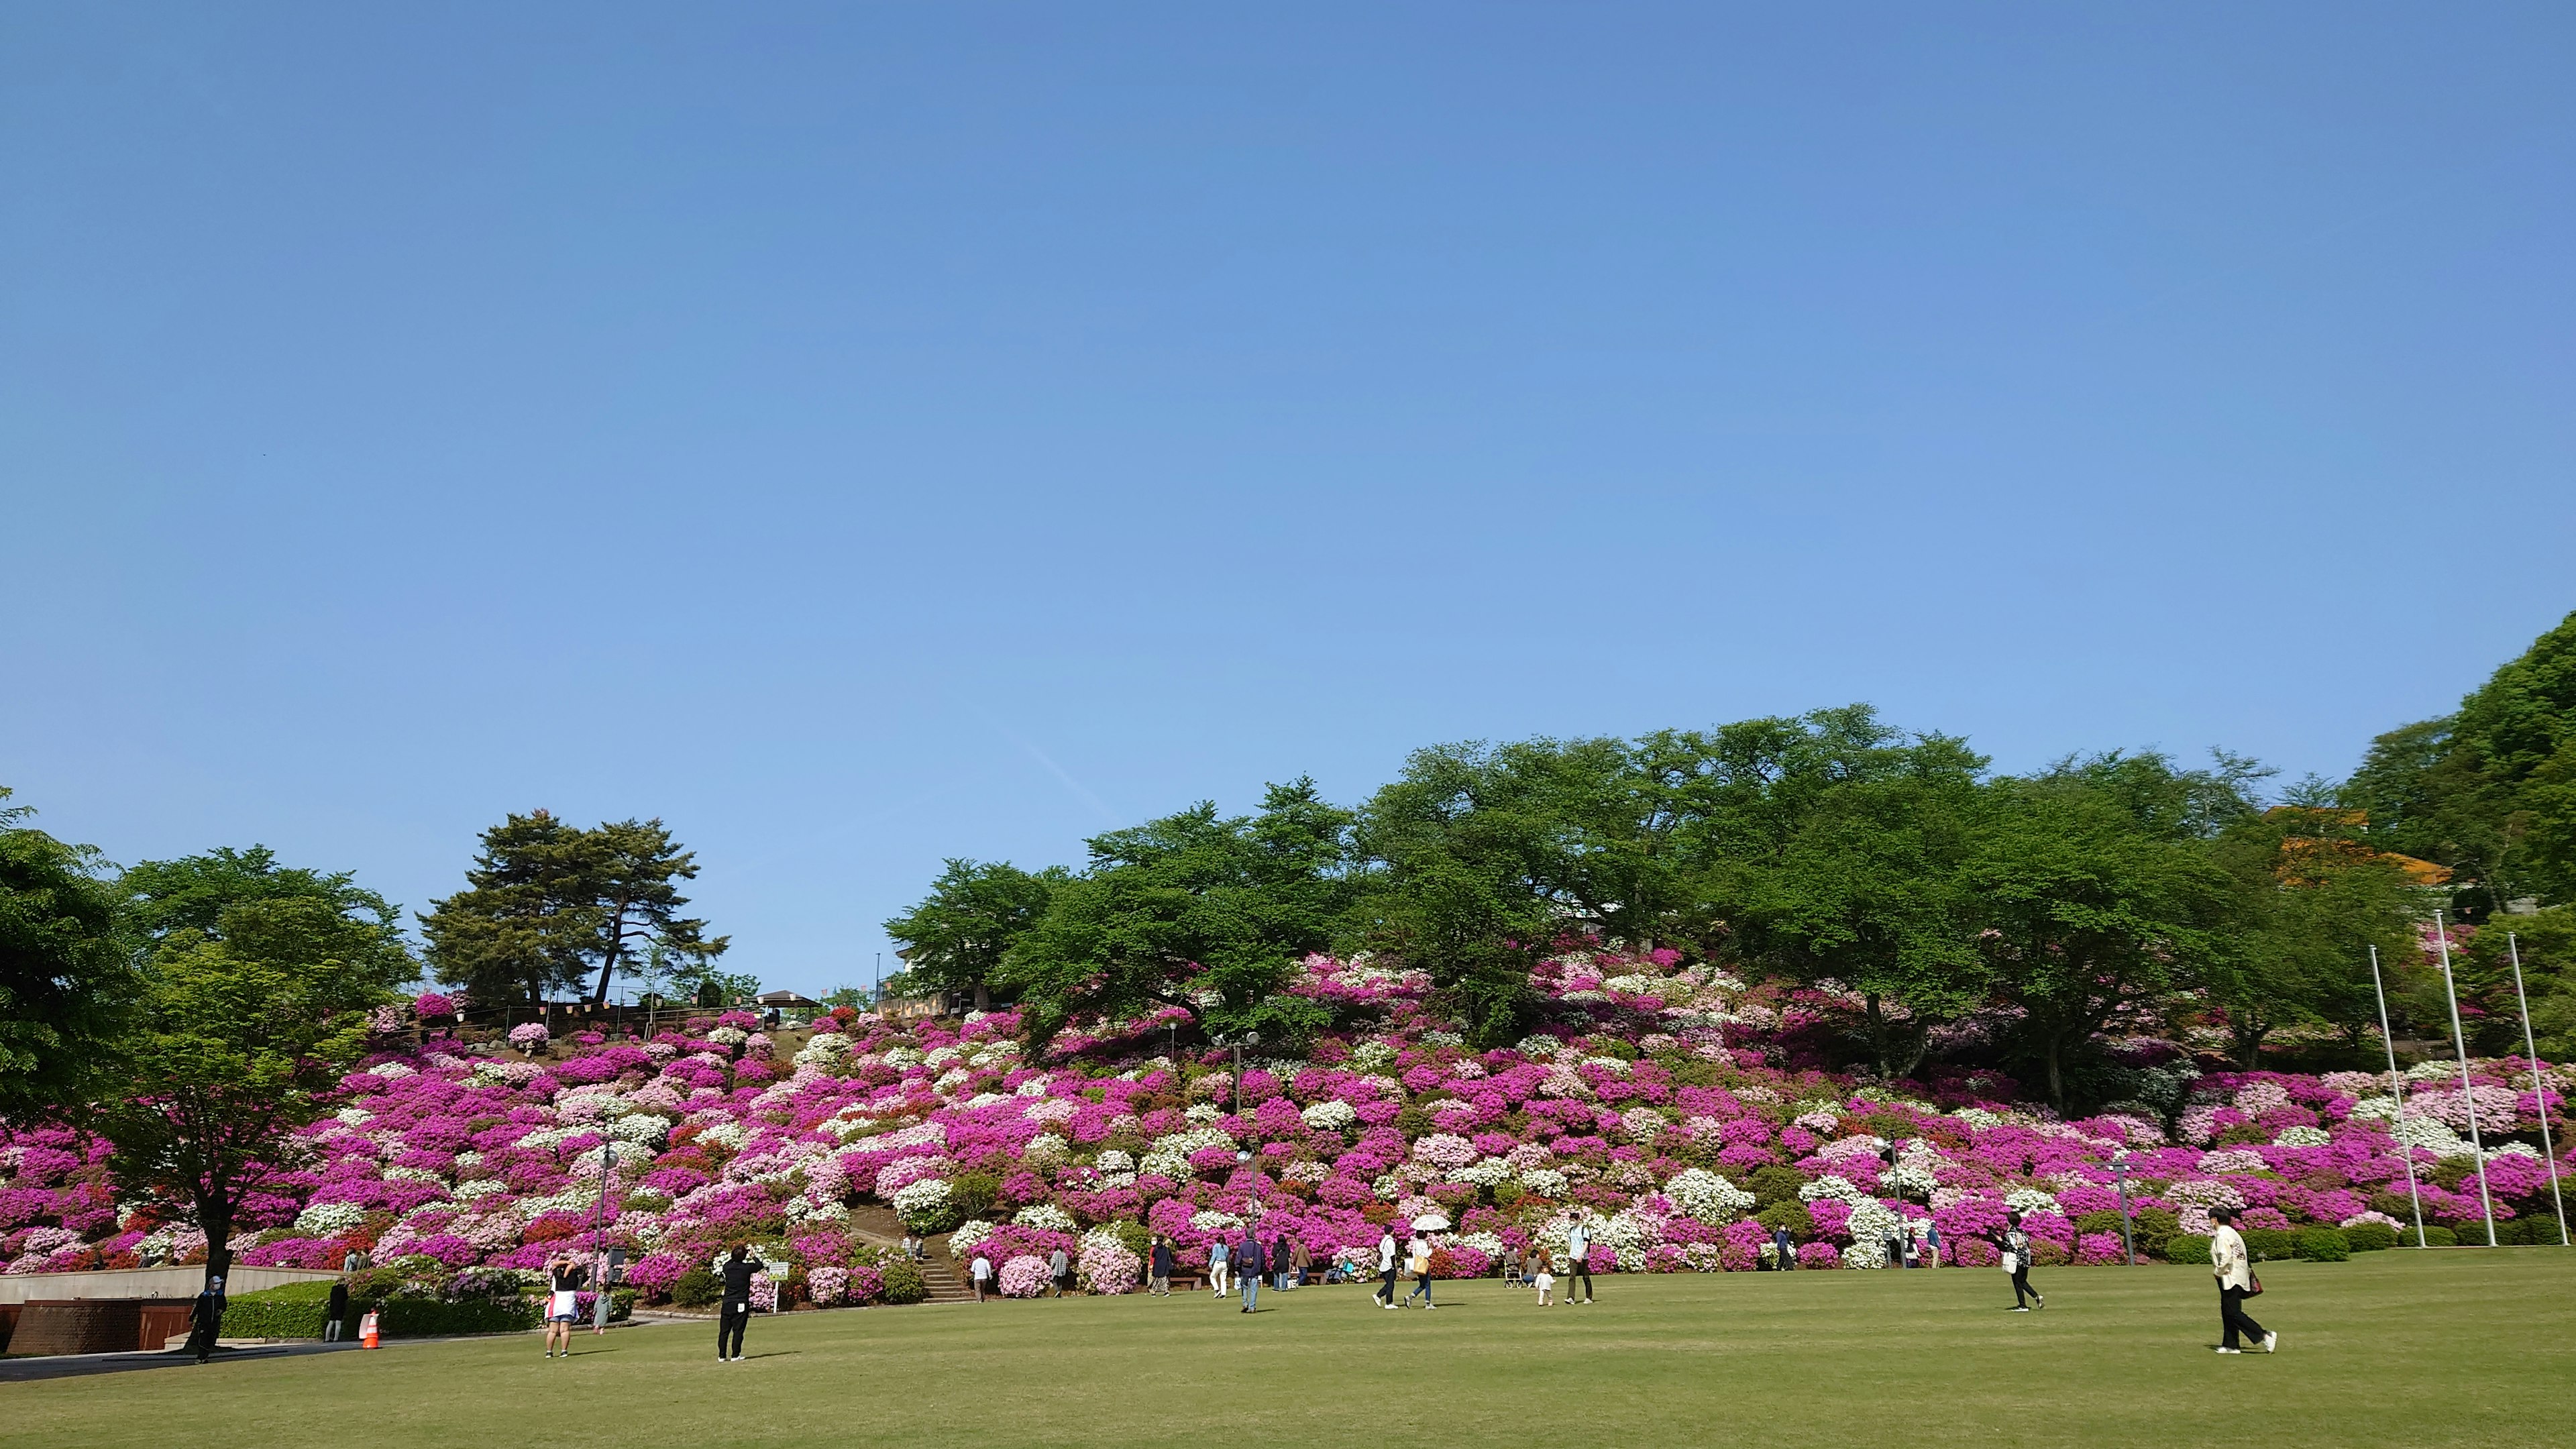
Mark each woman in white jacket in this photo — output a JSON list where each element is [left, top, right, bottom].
[[2208, 1208, 2277, 1354]]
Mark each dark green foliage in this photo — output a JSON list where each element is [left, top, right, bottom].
[[2074, 1210, 2129, 1238], [122, 845, 413, 988], [2163, 1233, 2214, 1265], [672, 1267, 722, 1307], [2342, 1222, 2398, 1251], [2418, 1225, 2459, 1247], [423, 812, 727, 1006], [883, 859, 1067, 1012], [1003, 782, 1352, 1055], [2345, 608, 2576, 910], [878, 1258, 926, 1304], [1755, 1201, 1814, 1239], [2293, 1228, 2351, 1262], [1746, 1165, 1807, 1208], [220, 1281, 337, 1338], [372, 1295, 541, 1337], [949, 1171, 1000, 1220], [0, 789, 135, 1122], [1393, 1105, 1434, 1140], [2242, 1228, 2294, 1260]]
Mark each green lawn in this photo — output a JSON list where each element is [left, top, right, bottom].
[[7, 1252, 2569, 1448]]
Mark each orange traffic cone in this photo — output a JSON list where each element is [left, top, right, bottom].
[[359, 1310, 380, 1348]]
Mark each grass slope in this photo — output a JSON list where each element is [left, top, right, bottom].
[[7, 1253, 2568, 1449]]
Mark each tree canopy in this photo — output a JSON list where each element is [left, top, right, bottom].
[[883, 859, 1068, 1012], [0, 789, 135, 1122], [420, 811, 727, 1005]]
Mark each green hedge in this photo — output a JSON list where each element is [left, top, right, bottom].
[[673, 1267, 722, 1308], [2418, 1225, 2458, 1247], [2293, 1228, 2349, 1263], [2343, 1223, 2397, 1252], [221, 1281, 337, 1338], [2163, 1234, 2213, 1266], [879, 1259, 926, 1305], [374, 1295, 543, 1337], [2241, 1228, 2294, 1261]]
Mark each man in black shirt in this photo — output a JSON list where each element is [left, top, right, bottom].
[[718, 1246, 757, 1361]]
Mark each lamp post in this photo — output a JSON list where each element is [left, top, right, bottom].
[[2369, 945, 2430, 1248], [2110, 1152, 2137, 1266], [2433, 912, 2500, 1247], [2505, 933, 2571, 1246], [590, 1142, 618, 1332]]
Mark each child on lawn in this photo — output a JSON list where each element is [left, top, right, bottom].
[[1534, 1260, 1556, 1306]]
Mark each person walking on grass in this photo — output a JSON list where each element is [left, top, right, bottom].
[[2209, 1208, 2277, 1355], [1996, 1212, 2043, 1311], [1236, 1230, 1265, 1313], [1049, 1246, 1071, 1298], [545, 1251, 590, 1358], [1565, 1222, 1594, 1304], [971, 1250, 994, 1303], [325, 1277, 350, 1342], [716, 1246, 755, 1361], [1403, 1231, 1436, 1309], [1150, 1236, 1175, 1297], [1290, 1238, 1311, 1290], [1374, 1227, 1399, 1309], [1209, 1238, 1230, 1299], [1274, 1233, 1294, 1293]]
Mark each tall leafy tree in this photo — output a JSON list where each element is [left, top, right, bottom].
[[2207, 808, 2428, 1065], [1968, 753, 2245, 1110], [2346, 609, 2576, 912], [1360, 706, 1924, 963], [884, 859, 1069, 1012], [1729, 737, 1993, 1081], [0, 789, 136, 1122], [421, 811, 727, 1005], [123, 845, 414, 988], [1361, 855, 1549, 1049], [87, 894, 390, 1296], [1003, 780, 1355, 1055], [2451, 905, 2576, 1059]]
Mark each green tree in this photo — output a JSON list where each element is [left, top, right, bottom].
[[1362, 854, 1548, 1049], [2346, 610, 2576, 911], [1969, 753, 2245, 1110], [421, 811, 728, 1006], [2453, 906, 2576, 1059], [883, 859, 1068, 1012], [123, 845, 415, 989], [2207, 808, 2428, 1066], [1002, 780, 1355, 1055], [1729, 739, 1993, 1081], [87, 896, 390, 1297], [1360, 706, 1927, 963], [0, 789, 136, 1122]]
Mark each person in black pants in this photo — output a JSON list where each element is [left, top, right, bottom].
[[717, 1246, 756, 1361], [325, 1278, 351, 1342], [1997, 1212, 2043, 1311]]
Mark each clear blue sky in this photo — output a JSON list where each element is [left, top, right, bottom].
[[5, 5, 2571, 997]]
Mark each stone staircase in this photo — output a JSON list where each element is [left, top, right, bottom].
[[847, 1205, 973, 1304]]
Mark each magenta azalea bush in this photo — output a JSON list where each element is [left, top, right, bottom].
[[4, 951, 2569, 1298]]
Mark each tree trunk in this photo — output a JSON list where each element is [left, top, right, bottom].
[[973, 981, 991, 1012], [2044, 1036, 2065, 1112], [1864, 994, 1892, 1081]]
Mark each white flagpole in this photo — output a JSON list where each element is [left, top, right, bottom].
[[2370, 945, 2428, 1248], [2433, 911, 2499, 1246], [2506, 932, 2569, 1246]]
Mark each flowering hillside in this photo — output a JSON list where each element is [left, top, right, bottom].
[[4, 951, 2568, 1302]]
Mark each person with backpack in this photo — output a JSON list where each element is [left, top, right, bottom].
[[1996, 1212, 2043, 1311], [716, 1245, 756, 1360], [2209, 1208, 2276, 1354]]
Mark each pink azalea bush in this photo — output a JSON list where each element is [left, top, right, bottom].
[[3, 951, 2569, 1301]]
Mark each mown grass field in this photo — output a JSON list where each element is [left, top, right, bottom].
[[7, 1251, 2567, 1449]]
